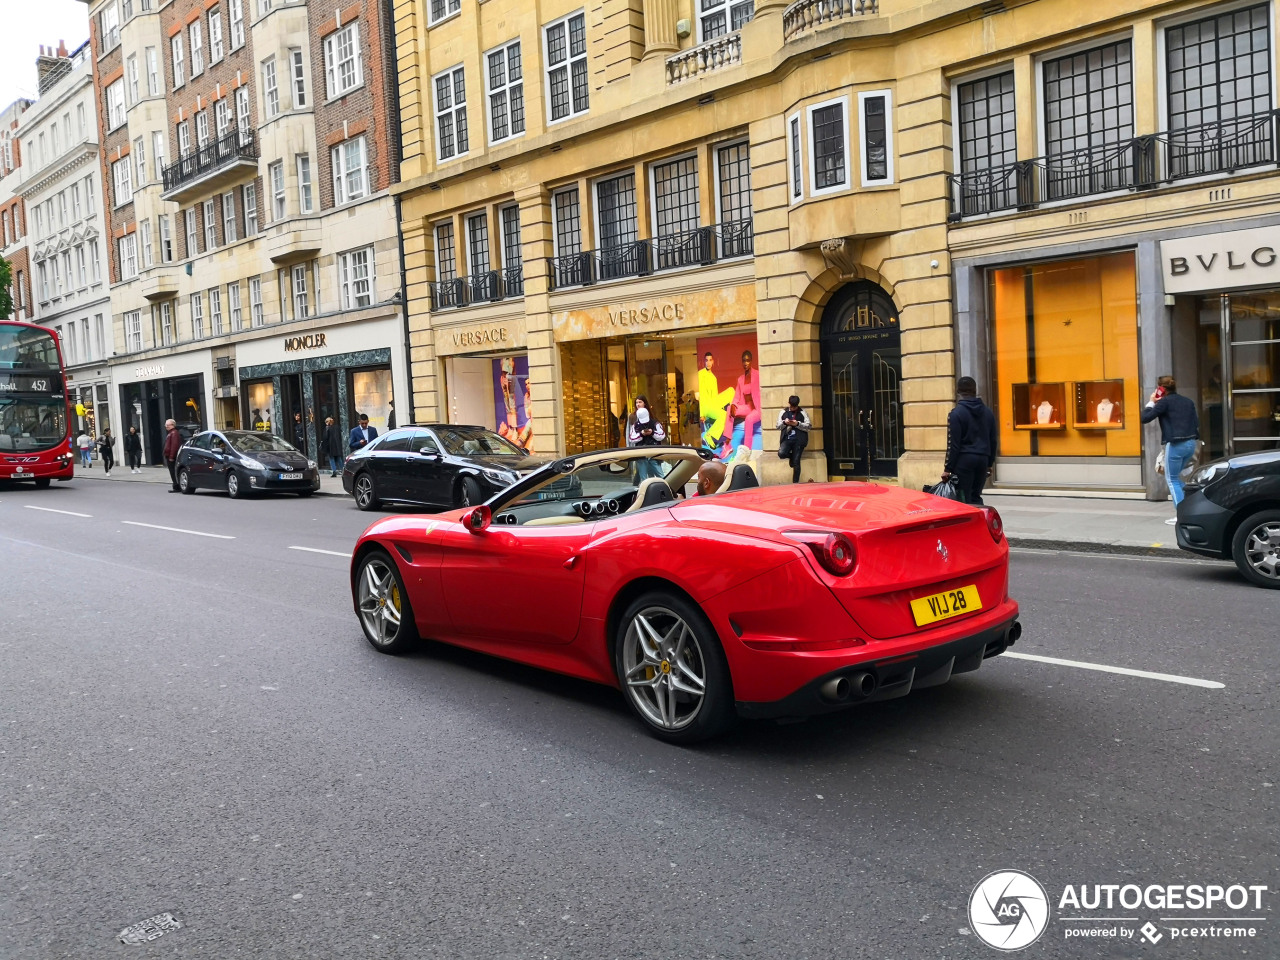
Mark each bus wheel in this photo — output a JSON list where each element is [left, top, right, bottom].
[[34, 478, 51, 489]]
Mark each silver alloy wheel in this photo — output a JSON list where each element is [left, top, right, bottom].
[[227, 472, 239, 497], [178, 469, 190, 491], [357, 557, 403, 647], [460, 482, 472, 506], [1243, 520, 1280, 581], [620, 605, 707, 731], [355, 474, 374, 508]]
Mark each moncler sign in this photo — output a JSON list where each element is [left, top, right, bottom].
[[1161, 225, 1280, 294]]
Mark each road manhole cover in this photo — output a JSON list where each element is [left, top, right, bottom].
[[118, 913, 183, 945]]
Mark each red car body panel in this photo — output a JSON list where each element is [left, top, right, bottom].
[[351, 482, 1020, 715]]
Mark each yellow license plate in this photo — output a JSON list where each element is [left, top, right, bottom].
[[910, 584, 982, 627]]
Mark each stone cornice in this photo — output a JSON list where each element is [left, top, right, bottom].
[[16, 142, 101, 199]]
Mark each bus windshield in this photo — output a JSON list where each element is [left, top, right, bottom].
[[0, 396, 69, 453], [0, 325, 60, 371]]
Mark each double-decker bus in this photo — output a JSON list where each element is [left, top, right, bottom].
[[0, 320, 74, 488]]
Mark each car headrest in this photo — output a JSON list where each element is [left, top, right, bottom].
[[626, 476, 675, 512], [726, 463, 760, 491]]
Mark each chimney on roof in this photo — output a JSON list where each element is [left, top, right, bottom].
[[36, 43, 71, 95]]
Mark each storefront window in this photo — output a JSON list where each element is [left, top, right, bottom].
[[245, 380, 275, 432], [349, 367, 393, 434], [989, 252, 1140, 457], [1226, 292, 1280, 453], [444, 353, 534, 453]]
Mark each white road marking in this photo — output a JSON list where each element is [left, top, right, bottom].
[[1004, 651, 1225, 689], [24, 505, 92, 518], [288, 546, 351, 558], [121, 520, 235, 540]]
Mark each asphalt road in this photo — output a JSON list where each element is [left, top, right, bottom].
[[1, 478, 1276, 959]]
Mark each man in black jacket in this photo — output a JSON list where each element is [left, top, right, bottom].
[[1140, 375, 1199, 522], [942, 376, 998, 505]]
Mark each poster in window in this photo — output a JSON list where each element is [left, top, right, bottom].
[[695, 333, 762, 460], [492, 355, 533, 453], [246, 381, 274, 432]]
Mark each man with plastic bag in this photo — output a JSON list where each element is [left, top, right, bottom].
[[936, 376, 998, 505]]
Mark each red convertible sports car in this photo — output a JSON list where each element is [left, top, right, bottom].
[[350, 446, 1021, 743]]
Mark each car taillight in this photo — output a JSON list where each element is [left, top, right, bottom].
[[983, 507, 1004, 543], [783, 530, 857, 576]]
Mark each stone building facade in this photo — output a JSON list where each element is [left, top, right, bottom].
[[0, 97, 35, 324], [15, 43, 115, 437], [80, 0, 405, 466], [393, 0, 1280, 497]]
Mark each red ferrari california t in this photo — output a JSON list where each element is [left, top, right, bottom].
[[350, 446, 1021, 743]]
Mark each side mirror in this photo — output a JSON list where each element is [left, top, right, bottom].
[[465, 505, 491, 534]]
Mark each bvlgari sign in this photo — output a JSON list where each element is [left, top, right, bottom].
[[1161, 225, 1280, 294]]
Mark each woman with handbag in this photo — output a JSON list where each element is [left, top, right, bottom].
[[1141, 375, 1199, 525]]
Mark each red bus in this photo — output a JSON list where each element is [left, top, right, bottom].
[[0, 320, 74, 487]]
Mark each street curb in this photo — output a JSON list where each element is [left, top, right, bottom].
[[69, 473, 350, 498], [1007, 537, 1214, 561]]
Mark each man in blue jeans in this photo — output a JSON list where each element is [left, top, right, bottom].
[[1140, 375, 1199, 525]]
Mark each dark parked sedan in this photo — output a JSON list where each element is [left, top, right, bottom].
[[342, 423, 550, 511], [1176, 448, 1280, 588], [176, 430, 321, 498]]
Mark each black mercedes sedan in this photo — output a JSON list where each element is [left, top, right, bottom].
[[1176, 448, 1280, 588], [176, 430, 321, 498], [342, 424, 550, 511]]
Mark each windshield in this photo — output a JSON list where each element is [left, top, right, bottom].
[[0, 325, 60, 371], [0, 397, 69, 453], [225, 432, 301, 453], [512, 457, 679, 506], [435, 426, 524, 458]]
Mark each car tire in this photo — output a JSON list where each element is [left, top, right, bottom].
[[178, 468, 195, 494], [459, 475, 484, 507], [354, 549, 420, 655], [226, 470, 243, 499], [1231, 508, 1280, 589], [34, 477, 51, 489], [614, 590, 737, 744], [354, 471, 381, 511]]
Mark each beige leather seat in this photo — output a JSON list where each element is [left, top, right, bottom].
[[522, 515, 587, 526], [625, 476, 675, 513], [716, 462, 760, 493]]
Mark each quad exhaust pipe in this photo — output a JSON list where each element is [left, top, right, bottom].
[[820, 671, 877, 703]]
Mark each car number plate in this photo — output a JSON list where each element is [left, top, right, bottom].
[[910, 584, 982, 627], [279, 472, 303, 480]]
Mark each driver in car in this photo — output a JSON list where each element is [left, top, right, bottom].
[[693, 460, 726, 497]]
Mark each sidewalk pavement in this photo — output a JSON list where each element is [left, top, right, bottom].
[[74, 466, 1192, 557], [73, 463, 349, 497], [984, 493, 1188, 556]]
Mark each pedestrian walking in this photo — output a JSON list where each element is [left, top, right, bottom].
[[348, 413, 378, 452], [97, 429, 116, 475], [775, 395, 811, 483], [386, 399, 396, 431], [941, 376, 998, 506], [124, 426, 143, 473], [320, 416, 344, 476], [1140, 375, 1200, 525], [293, 412, 306, 452], [77, 430, 93, 468], [162, 418, 183, 492]]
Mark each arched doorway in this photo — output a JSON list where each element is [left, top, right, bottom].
[[820, 281, 903, 477]]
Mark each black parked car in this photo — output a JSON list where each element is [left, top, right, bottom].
[[1176, 449, 1280, 588], [176, 430, 321, 498], [342, 424, 550, 511]]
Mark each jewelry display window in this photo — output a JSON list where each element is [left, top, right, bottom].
[[1073, 379, 1125, 429], [1011, 382, 1067, 429]]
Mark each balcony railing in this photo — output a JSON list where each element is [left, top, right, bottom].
[[949, 109, 1280, 220], [666, 32, 742, 84], [547, 219, 754, 291], [429, 264, 525, 311], [783, 0, 878, 43], [161, 125, 258, 196]]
